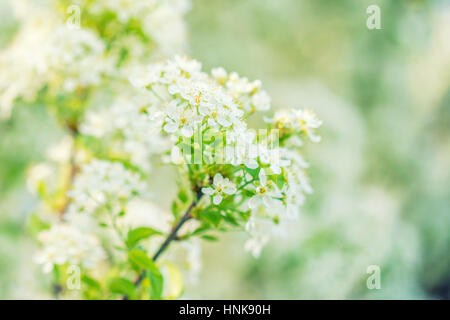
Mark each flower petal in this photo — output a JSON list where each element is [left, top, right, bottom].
[[163, 122, 178, 133], [201, 187, 215, 196], [213, 194, 223, 205]]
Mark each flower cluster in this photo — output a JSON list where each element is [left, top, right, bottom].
[[80, 96, 169, 172], [71, 0, 191, 56], [130, 56, 322, 257], [29, 49, 320, 298], [272, 108, 323, 142], [0, 0, 191, 118], [0, 0, 326, 301], [67, 160, 146, 216], [35, 223, 105, 274], [0, 14, 108, 117], [130, 55, 272, 139]]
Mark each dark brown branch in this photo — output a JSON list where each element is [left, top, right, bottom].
[[153, 201, 196, 261], [132, 200, 196, 289], [59, 149, 77, 217], [124, 191, 202, 299], [58, 123, 79, 218]]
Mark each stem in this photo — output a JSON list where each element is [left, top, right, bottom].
[[59, 126, 79, 218], [152, 202, 195, 262], [59, 150, 77, 217], [129, 193, 202, 295]]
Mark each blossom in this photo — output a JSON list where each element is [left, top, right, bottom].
[[129, 56, 273, 141], [248, 169, 283, 210], [163, 100, 200, 137], [36, 224, 105, 273], [67, 160, 146, 216], [211, 67, 227, 84], [282, 150, 313, 219], [226, 72, 261, 97], [224, 130, 259, 169], [244, 216, 272, 258], [202, 173, 237, 205], [251, 90, 271, 111], [258, 145, 291, 175], [0, 0, 191, 119], [128, 56, 322, 259], [81, 98, 169, 172], [0, 17, 108, 117], [272, 108, 323, 142], [293, 109, 323, 142]]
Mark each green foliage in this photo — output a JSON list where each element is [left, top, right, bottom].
[[126, 227, 163, 249], [147, 267, 164, 300], [128, 250, 164, 299], [128, 249, 156, 270], [108, 277, 136, 299]]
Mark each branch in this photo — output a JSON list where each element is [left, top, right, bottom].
[[59, 148, 77, 217], [151, 201, 196, 262], [128, 192, 202, 297]]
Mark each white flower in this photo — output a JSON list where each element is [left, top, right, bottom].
[[81, 98, 169, 172], [170, 145, 185, 165], [130, 56, 271, 142], [67, 160, 145, 216], [0, 17, 108, 116], [225, 130, 259, 169], [244, 216, 272, 258], [248, 169, 283, 209], [251, 90, 271, 111], [258, 145, 291, 175], [211, 67, 227, 84], [282, 150, 313, 219], [226, 72, 260, 96], [293, 109, 323, 142], [36, 224, 105, 273], [201, 173, 237, 205], [272, 108, 323, 142], [163, 100, 199, 137], [0, 0, 192, 118]]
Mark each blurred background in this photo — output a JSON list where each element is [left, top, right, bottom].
[[1, 0, 449, 299]]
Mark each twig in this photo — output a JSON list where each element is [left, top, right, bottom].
[[59, 122, 79, 218], [125, 192, 202, 299], [133, 200, 196, 287]]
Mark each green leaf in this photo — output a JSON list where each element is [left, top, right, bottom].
[[171, 201, 180, 217], [275, 174, 285, 190], [245, 167, 259, 178], [108, 277, 135, 299], [126, 227, 162, 248], [177, 189, 189, 203], [81, 275, 101, 291], [148, 268, 164, 300], [191, 224, 211, 236], [201, 235, 219, 241], [201, 210, 222, 227], [128, 249, 157, 270], [223, 213, 239, 226], [241, 189, 255, 198], [127, 250, 164, 299]]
